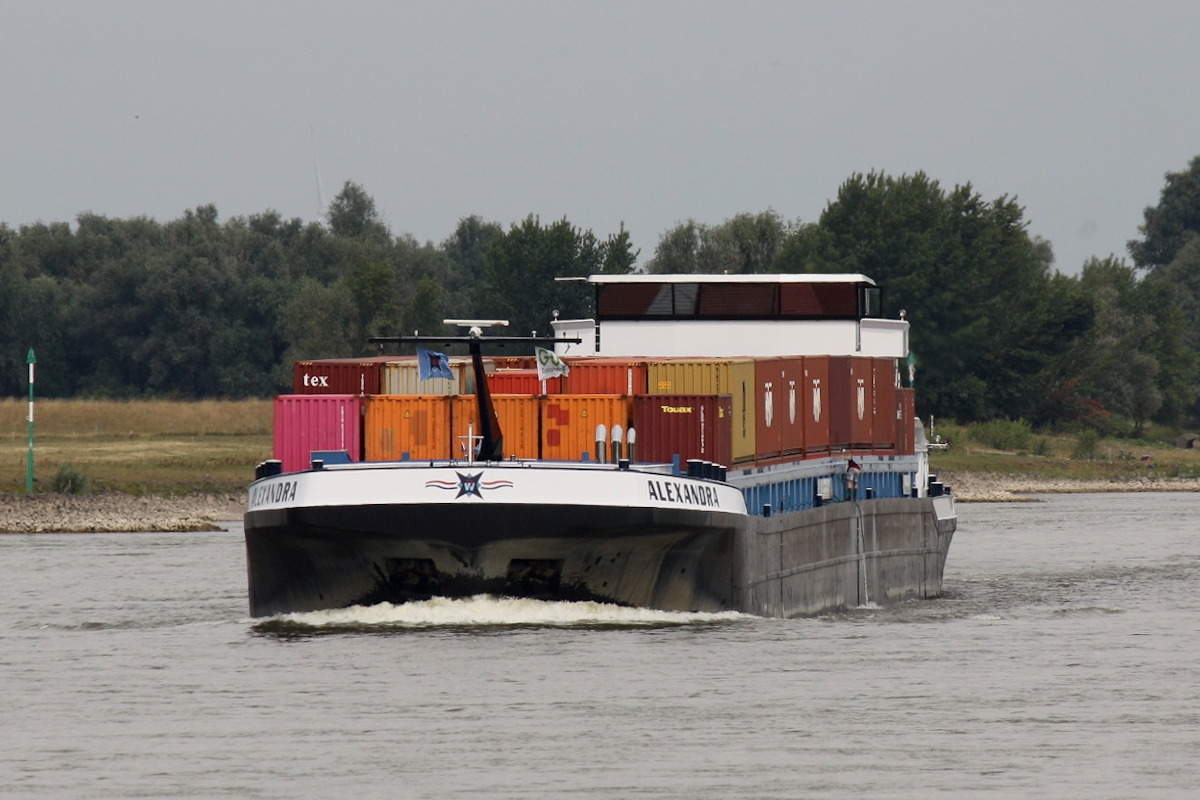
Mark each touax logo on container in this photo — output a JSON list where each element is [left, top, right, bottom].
[[303, 374, 329, 387], [660, 405, 693, 413]]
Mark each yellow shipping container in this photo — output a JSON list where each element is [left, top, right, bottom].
[[450, 395, 542, 460], [364, 395, 452, 461], [647, 359, 757, 462], [541, 395, 634, 462]]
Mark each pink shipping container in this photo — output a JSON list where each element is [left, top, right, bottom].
[[896, 388, 916, 455], [273, 394, 363, 473], [633, 394, 732, 467]]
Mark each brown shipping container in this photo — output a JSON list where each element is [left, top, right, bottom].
[[563, 358, 648, 395], [633, 394, 732, 467], [273, 394, 363, 473], [647, 359, 756, 462], [802, 355, 831, 455], [829, 356, 873, 449], [451, 395, 542, 459], [541, 395, 633, 461], [896, 387, 916, 455], [778, 357, 806, 455], [364, 395, 452, 461], [486, 369, 561, 395], [872, 357, 898, 450], [754, 358, 784, 460], [293, 357, 394, 395]]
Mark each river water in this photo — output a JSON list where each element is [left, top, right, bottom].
[[3, 493, 1198, 799]]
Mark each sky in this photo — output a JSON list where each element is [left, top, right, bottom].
[[3, 1, 1199, 275]]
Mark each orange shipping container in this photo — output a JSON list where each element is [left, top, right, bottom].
[[802, 356, 831, 456], [487, 369, 561, 395], [364, 395, 452, 461], [647, 359, 756, 462], [541, 395, 633, 462], [451, 395, 542, 459], [563, 358, 648, 395]]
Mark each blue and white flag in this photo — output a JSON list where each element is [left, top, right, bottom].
[[417, 346, 456, 381], [535, 346, 570, 380]]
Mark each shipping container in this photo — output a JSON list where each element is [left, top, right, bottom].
[[647, 359, 756, 462], [541, 395, 633, 462], [273, 394, 363, 473], [633, 394, 732, 467], [802, 355, 831, 456], [383, 359, 479, 395], [829, 356, 873, 450], [754, 358, 783, 460], [896, 388, 915, 455], [364, 395, 452, 461], [778, 357, 806, 456], [293, 357, 395, 395], [872, 357, 898, 450], [562, 358, 648, 395], [451, 395, 542, 459], [486, 369, 561, 395]]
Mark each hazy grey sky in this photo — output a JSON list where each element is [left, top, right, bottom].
[[3, 1, 1198, 274]]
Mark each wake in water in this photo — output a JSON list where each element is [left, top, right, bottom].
[[252, 594, 746, 634]]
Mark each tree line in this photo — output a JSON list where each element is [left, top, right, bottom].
[[2, 158, 1199, 436]]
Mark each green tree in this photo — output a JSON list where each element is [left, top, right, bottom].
[[1129, 155, 1200, 270], [775, 170, 1093, 422]]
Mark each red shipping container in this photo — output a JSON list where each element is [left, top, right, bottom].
[[487, 369, 561, 395], [273, 394, 363, 473], [293, 357, 394, 395], [829, 356, 873, 450], [896, 388, 915, 455], [872, 357, 897, 450], [632, 394, 733, 467], [754, 358, 784, 460], [563, 358, 649, 395], [803, 356, 831, 455]]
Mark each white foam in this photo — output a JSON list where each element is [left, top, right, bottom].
[[276, 595, 746, 628]]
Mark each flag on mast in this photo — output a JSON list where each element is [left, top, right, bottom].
[[417, 346, 455, 381], [535, 346, 569, 380]]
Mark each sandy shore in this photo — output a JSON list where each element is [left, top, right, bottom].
[[0, 491, 246, 533], [2, 473, 1198, 533]]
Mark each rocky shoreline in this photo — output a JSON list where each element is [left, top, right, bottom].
[[0, 491, 246, 533], [2, 473, 1198, 533], [939, 471, 1200, 502]]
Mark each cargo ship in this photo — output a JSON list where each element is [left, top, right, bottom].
[[244, 273, 956, 617]]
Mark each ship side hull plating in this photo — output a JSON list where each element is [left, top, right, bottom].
[[243, 465, 955, 618]]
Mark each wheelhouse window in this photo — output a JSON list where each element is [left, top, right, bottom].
[[596, 280, 878, 320]]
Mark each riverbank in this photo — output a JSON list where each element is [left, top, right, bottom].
[[3, 471, 1199, 532], [940, 471, 1200, 501], [0, 491, 246, 533]]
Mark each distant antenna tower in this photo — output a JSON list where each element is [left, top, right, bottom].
[[310, 125, 327, 220]]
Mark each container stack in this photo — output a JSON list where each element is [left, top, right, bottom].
[[273, 353, 912, 473]]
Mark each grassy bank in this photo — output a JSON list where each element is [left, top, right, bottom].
[[927, 420, 1200, 483], [0, 398, 272, 494], [2, 399, 1197, 495]]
